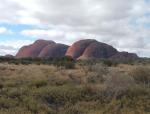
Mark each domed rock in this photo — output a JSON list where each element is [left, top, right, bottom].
[[66, 39, 118, 60], [111, 52, 138, 59], [38, 43, 69, 58], [16, 39, 139, 59], [78, 42, 118, 59], [16, 40, 55, 58], [66, 39, 97, 59]]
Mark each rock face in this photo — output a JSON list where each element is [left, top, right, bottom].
[[66, 39, 118, 59], [79, 42, 118, 59], [16, 40, 55, 58], [16, 39, 138, 59], [111, 52, 138, 59], [66, 39, 97, 59], [39, 43, 69, 58], [16, 40, 68, 58]]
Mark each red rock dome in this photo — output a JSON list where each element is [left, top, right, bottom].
[[79, 42, 118, 59], [66, 39, 97, 59], [111, 52, 138, 59], [66, 39, 118, 59], [15, 39, 138, 59], [38, 43, 69, 58], [16, 40, 55, 58]]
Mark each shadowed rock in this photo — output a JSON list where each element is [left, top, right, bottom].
[[78, 42, 118, 59], [39, 43, 69, 58], [16, 39, 138, 59], [111, 52, 138, 59], [66, 39, 97, 59], [66, 39, 118, 59]]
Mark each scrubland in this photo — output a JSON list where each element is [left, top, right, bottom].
[[0, 59, 149, 114]]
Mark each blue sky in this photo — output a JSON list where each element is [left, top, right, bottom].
[[0, 24, 32, 40], [0, 0, 150, 57]]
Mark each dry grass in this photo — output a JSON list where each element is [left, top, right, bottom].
[[0, 63, 149, 114]]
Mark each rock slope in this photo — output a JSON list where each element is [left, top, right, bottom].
[[16, 40, 68, 58], [16, 39, 138, 59], [38, 43, 69, 58], [66, 39, 119, 59]]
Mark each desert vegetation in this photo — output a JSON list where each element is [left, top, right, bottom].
[[0, 57, 149, 114]]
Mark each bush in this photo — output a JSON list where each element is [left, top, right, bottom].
[[20, 91, 53, 114], [62, 104, 84, 114], [102, 60, 118, 67], [0, 97, 18, 109], [39, 85, 85, 105], [63, 61, 75, 69], [53, 57, 75, 69], [87, 64, 108, 83], [129, 66, 150, 85], [104, 71, 135, 99], [29, 80, 47, 88]]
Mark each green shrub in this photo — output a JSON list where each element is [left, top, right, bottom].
[[102, 59, 118, 67], [63, 61, 75, 69], [22, 96, 42, 113], [0, 97, 18, 109], [29, 80, 47, 88], [36, 85, 86, 106], [54, 61, 75, 69], [0, 83, 3, 89]]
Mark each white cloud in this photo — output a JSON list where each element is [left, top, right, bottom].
[[21, 29, 64, 39], [0, 0, 150, 56], [0, 27, 7, 34], [0, 40, 32, 55], [0, 27, 13, 34], [21, 29, 95, 44]]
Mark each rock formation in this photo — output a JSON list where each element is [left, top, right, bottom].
[[66, 39, 118, 59], [16, 40, 55, 58], [16, 39, 138, 59], [111, 52, 138, 59], [38, 43, 69, 58]]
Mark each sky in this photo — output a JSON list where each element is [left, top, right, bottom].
[[0, 0, 150, 57]]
